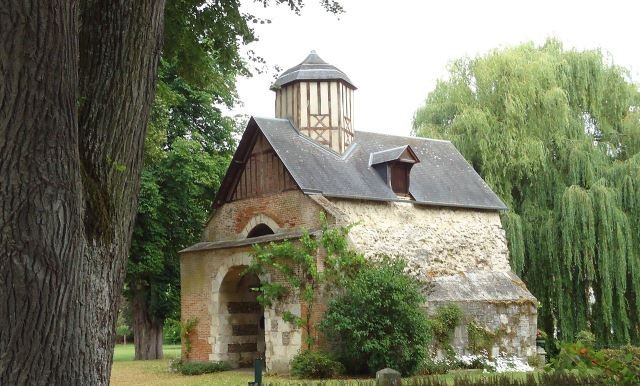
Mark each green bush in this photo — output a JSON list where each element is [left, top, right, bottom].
[[163, 318, 181, 344], [575, 330, 596, 348], [417, 357, 454, 375], [290, 350, 344, 379], [169, 359, 230, 375], [430, 304, 463, 344], [549, 341, 640, 385], [320, 258, 431, 375]]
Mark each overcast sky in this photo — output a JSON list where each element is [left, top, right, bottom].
[[232, 0, 640, 137]]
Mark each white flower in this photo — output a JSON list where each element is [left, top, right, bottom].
[[455, 353, 533, 373]]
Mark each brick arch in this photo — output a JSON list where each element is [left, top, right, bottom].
[[239, 214, 281, 238]]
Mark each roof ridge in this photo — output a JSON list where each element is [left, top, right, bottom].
[[355, 130, 452, 143]]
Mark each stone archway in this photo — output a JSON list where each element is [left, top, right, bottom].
[[240, 214, 280, 238], [212, 265, 265, 367]]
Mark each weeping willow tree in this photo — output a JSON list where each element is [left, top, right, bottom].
[[413, 39, 640, 346]]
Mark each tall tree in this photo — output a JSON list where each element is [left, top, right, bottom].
[[127, 137, 229, 359], [0, 0, 342, 382], [413, 40, 640, 346], [0, 1, 164, 384], [125, 0, 345, 360]]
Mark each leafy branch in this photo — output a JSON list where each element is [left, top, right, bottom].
[[245, 212, 363, 350]]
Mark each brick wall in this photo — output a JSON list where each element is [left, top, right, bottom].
[[203, 190, 327, 242], [181, 190, 328, 366], [180, 248, 218, 361]]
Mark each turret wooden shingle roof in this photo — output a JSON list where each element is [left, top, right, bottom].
[[270, 51, 356, 90]]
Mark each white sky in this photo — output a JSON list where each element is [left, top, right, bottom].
[[233, 0, 640, 137]]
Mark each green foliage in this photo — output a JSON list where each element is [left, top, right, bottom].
[[417, 357, 455, 375], [163, 318, 181, 345], [290, 350, 345, 379], [126, 0, 344, 352], [320, 258, 431, 376], [413, 39, 640, 346], [467, 321, 498, 356], [575, 330, 596, 348], [180, 318, 198, 358], [430, 304, 463, 346], [549, 341, 640, 385], [126, 137, 228, 336], [246, 213, 364, 350], [170, 359, 230, 375], [115, 324, 131, 338]]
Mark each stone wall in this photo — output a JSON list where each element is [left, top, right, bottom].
[[428, 300, 537, 359], [327, 199, 511, 276], [321, 198, 537, 359], [183, 192, 537, 371], [203, 190, 326, 242]]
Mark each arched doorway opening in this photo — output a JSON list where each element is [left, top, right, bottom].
[[247, 223, 275, 238], [218, 266, 265, 367]]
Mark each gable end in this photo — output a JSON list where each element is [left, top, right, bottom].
[[214, 119, 299, 207]]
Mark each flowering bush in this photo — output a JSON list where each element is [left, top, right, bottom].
[[458, 352, 534, 373]]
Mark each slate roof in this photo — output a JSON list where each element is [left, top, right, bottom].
[[214, 117, 507, 211], [428, 271, 536, 303], [180, 229, 319, 253], [369, 145, 419, 166], [270, 51, 356, 90]]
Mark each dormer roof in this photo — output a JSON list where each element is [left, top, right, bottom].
[[270, 51, 356, 90], [369, 145, 420, 166]]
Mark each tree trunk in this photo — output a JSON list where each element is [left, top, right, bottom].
[[0, 1, 164, 384], [132, 292, 164, 360]]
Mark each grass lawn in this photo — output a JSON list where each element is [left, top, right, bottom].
[[113, 344, 181, 362], [110, 345, 530, 386]]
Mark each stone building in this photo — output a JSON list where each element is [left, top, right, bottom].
[[180, 51, 537, 373]]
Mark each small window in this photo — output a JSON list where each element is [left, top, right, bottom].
[[247, 224, 275, 238], [390, 163, 410, 195]]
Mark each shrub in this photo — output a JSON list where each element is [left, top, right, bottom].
[[549, 341, 640, 385], [163, 318, 181, 344], [180, 318, 198, 358], [290, 350, 344, 379], [169, 359, 230, 375], [320, 258, 431, 375], [418, 357, 454, 375], [429, 303, 463, 362], [575, 330, 596, 348], [467, 321, 498, 357], [430, 304, 463, 344]]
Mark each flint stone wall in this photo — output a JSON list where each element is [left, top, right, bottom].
[[322, 197, 537, 359], [428, 272, 537, 358], [326, 198, 511, 276]]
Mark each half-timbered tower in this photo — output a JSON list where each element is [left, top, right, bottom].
[[180, 52, 538, 373], [272, 51, 355, 153]]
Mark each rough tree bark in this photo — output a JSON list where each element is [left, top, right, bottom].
[[0, 1, 165, 384], [132, 292, 164, 360]]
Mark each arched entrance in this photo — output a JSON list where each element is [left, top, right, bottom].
[[247, 223, 275, 238], [217, 266, 265, 367]]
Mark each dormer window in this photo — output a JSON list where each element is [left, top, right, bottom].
[[390, 162, 411, 195], [370, 145, 420, 197]]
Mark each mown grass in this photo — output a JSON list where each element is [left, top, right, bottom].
[[112, 344, 181, 362], [110, 345, 530, 386]]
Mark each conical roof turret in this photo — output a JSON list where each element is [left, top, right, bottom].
[[271, 50, 355, 90]]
